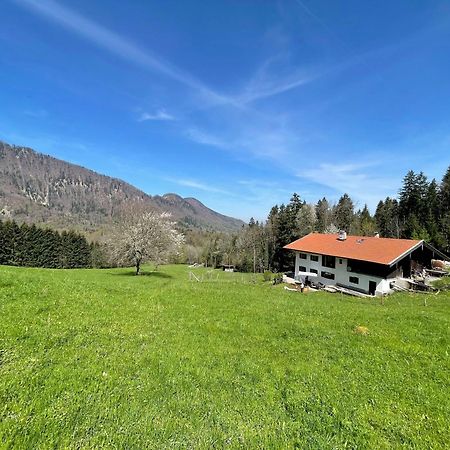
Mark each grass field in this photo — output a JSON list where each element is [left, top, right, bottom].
[[0, 264, 449, 449]]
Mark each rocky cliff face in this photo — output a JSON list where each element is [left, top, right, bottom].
[[0, 141, 244, 232]]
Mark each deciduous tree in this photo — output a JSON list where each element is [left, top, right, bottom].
[[113, 211, 184, 275]]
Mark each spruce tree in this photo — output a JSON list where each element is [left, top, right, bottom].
[[334, 193, 354, 232], [315, 197, 330, 233], [440, 166, 450, 217], [375, 198, 400, 238], [399, 170, 431, 238], [439, 166, 450, 252], [0, 220, 6, 264], [359, 204, 376, 236]]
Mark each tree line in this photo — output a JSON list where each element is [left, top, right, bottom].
[[184, 165, 450, 272], [2, 166, 448, 272], [0, 219, 103, 268]]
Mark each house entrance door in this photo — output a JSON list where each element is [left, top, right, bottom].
[[369, 281, 377, 296]]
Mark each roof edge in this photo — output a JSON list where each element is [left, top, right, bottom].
[[387, 240, 424, 266], [424, 242, 450, 261]]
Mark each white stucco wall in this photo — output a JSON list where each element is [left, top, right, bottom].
[[294, 251, 392, 295]]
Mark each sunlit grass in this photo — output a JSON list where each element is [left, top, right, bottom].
[[1, 264, 449, 448]]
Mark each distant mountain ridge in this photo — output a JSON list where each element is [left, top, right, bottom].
[[0, 141, 244, 232]]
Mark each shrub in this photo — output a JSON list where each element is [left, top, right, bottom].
[[432, 277, 450, 291], [272, 274, 283, 285], [263, 270, 273, 282]]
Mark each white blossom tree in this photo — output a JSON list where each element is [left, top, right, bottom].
[[113, 211, 184, 275]]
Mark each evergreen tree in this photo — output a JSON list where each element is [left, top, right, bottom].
[[440, 166, 450, 216], [424, 179, 444, 248], [0, 221, 15, 264], [8, 221, 21, 266], [334, 193, 354, 232], [358, 204, 376, 236], [16, 223, 32, 266], [267, 205, 280, 271], [374, 200, 386, 234], [399, 170, 430, 238], [266, 194, 307, 271], [315, 197, 331, 233], [0, 220, 6, 264], [375, 197, 400, 238], [41, 228, 62, 268], [439, 166, 450, 252], [399, 170, 420, 221], [0, 219, 102, 269]]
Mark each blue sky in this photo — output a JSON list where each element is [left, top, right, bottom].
[[1, 0, 450, 221]]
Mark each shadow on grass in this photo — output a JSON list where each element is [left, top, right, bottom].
[[111, 271, 173, 279]]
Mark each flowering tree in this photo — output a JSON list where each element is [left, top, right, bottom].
[[114, 211, 184, 275]]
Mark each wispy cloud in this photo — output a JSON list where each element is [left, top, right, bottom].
[[185, 128, 229, 149], [293, 0, 347, 49], [293, 0, 330, 30], [138, 110, 175, 122], [12, 0, 227, 106], [167, 177, 230, 195], [238, 179, 295, 194], [184, 120, 296, 162], [11, 0, 436, 218], [299, 162, 399, 209], [23, 109, 48, 118], [238, 70, 315, 104], [12, 0, 331, 111]]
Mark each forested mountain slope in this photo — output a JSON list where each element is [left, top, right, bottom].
[[0, 141, 244, 232]]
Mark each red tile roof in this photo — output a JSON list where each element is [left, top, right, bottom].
[[284, 233, 422, 266]]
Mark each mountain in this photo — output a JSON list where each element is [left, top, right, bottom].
[[0, 141, 244, 232]]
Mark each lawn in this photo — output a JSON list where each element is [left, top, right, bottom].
[[0, 265, 449, 449]]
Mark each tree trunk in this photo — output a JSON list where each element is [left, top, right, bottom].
[[136, 258, 141, 275]]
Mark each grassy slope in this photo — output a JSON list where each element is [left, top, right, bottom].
[[0, 265, 449, 449]]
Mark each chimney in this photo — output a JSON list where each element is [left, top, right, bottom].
[[374, 232, 380, 238], [338, 230, 347, 241]]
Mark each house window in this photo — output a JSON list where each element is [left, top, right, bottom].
[[299, 253, 307, 259], [299, 266, 306, 272], [349, 276, 359, 284], [339, 259, 343, 264], [310, 268, 318, 274], [321, 271, 335, 280], [310, 255, 319, 262], [322, 255, 336, 269]]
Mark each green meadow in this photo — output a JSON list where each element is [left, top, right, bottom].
[[0, 264, 449, 449]]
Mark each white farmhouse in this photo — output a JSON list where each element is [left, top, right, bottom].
[[284, 231, 447, 296]]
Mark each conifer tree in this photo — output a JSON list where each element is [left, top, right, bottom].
[[358, 204, 376, 236], [439, 166, 450, 252], [0, 220, 6, 264], [315, 197, 331, 233], [334, 193, 354, 232]]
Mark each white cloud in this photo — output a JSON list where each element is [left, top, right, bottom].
[[23, 109, 48, 118], [167, 177, 231, 195], [185, 128, 229, 149], [11, 0, 325, 110], [12, 0, 226, 106], [138, 110, 175, 122], [300, 162, 399, 209], [237, 62, 317, 105], [239, 74, 313, 104]]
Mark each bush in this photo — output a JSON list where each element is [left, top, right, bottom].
[[273, 274, 283, 285], [263, 270, 273, 282], [432, 277, 450, 291]]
